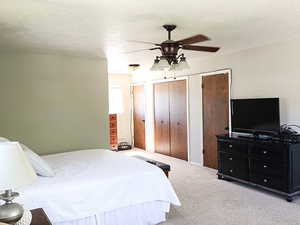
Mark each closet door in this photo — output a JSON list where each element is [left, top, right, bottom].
[[154, 82, 170, 156], [202, 73, 229, 169], [169, 80, 188, 161]]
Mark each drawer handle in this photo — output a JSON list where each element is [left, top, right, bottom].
[[229, 169, 233, 173], [263, 150, 268, 154], [264, 179, 268, 183], [229, 145, 233, 148], [263, 165, 268, 168], [229, 157, 233, 161]]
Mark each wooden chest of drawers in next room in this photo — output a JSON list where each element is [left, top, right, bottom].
[[109, 114, 118, 150]]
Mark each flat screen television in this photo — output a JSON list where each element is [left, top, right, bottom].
[[231, 98, 280, 135]]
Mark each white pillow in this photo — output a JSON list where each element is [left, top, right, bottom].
[[21, 143, 55, 177], [0, 137, 9, 142]]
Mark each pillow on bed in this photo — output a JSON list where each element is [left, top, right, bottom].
[[21, 144, 55, 177], [0, 137, 9, 142]]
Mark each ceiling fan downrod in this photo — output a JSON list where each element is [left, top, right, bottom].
[[163, 24, 177, 40]]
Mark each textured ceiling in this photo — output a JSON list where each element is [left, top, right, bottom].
[[1, 0, 300, 73]]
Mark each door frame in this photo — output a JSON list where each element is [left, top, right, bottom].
[[201, 69, 232, 166], [151, 77, 190, 161], [200, 69, 232, 132], [131, 83, 147, 149]]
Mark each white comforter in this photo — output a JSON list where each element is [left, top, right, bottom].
[[17, 149, 180, 223]]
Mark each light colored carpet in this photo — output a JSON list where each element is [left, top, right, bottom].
[[123, 149, 300, 225]]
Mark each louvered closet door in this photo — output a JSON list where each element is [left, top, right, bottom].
[[154, 82, 170, 156], [169, 80, 188, 161]]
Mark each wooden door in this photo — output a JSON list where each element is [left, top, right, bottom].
[[169, 80, 188, 160], [154, 82, 170, 156], [133, 85, 146, 149], [202, 73, 229, 169]]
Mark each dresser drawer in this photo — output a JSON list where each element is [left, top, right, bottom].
[[218, 140, 248, 155], [110, 136, 118, 144], [219, 152, 249, 180], [109, 114, 117, 120], [250, 159, 285, 177], [250, 173, 285, 191], [110, 128, 117, 136], [110, 120, 117, 128], [249, 143, 286, 161]]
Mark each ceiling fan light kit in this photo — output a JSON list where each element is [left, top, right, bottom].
[[177, 56, 190, 71], [128, 24, 220, 72]]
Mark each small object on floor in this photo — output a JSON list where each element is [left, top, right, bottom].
[[133, 156, 170, 177], [118, 142, 132, 151]]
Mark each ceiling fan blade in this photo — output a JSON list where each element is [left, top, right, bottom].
[[176, 34, 210, 45], [182, 45, 220, 52], [122, 47, 161, 54], [127, 40, 161, 46]]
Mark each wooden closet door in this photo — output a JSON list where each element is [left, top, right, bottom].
[[202, 73, 229, 169], [169, 80, 188, 161], [133, 85, 146, 149], [154, 82, 170, 156]]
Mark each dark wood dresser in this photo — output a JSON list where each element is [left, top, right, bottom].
[[109, 114, 118, 150], [217, 134, 300, 202], [30, 208, 52, 225]]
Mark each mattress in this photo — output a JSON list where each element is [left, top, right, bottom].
[[17, 149, 180, 224]]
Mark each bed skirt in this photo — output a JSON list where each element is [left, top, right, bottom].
[[54, 201, 170, 225]]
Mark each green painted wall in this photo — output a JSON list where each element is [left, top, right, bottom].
[[0, 52, 109, 155]]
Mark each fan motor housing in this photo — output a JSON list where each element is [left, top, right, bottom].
[[161, 41, 180, 60]]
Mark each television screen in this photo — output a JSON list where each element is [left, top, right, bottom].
[[231, 98, 280, 134]]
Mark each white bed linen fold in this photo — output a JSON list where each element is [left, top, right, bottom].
[[18, 149, 180, 224], [55, 201, 169, 225]]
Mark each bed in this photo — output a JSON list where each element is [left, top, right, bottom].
[[17, 149, 180, 225]]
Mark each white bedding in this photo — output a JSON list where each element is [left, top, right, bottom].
[[55, 201, 169, 225], [17, 149, 180, 224]]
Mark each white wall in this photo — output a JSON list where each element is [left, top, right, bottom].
[[132, 37, 300, 164], [188, 75, 203, 165], [144, 83, 155, 152], [109, 74, 132, 144], [0, 52, 109, 155]]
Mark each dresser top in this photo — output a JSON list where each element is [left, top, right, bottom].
[[217, 134, 300, 145]]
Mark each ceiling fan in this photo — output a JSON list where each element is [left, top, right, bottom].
[[126, 24, 220, 71]]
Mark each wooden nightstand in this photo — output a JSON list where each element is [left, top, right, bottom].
[[30, 208, 52, 225]]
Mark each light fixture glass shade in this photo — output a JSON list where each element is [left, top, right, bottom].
[[150, 58, 161, 71], [177, 57, 190, 71], [157, 57, 170, 69], [0, 142, 37, 190], [169, 62, 179, 71], [150, 62, 160, 71]]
